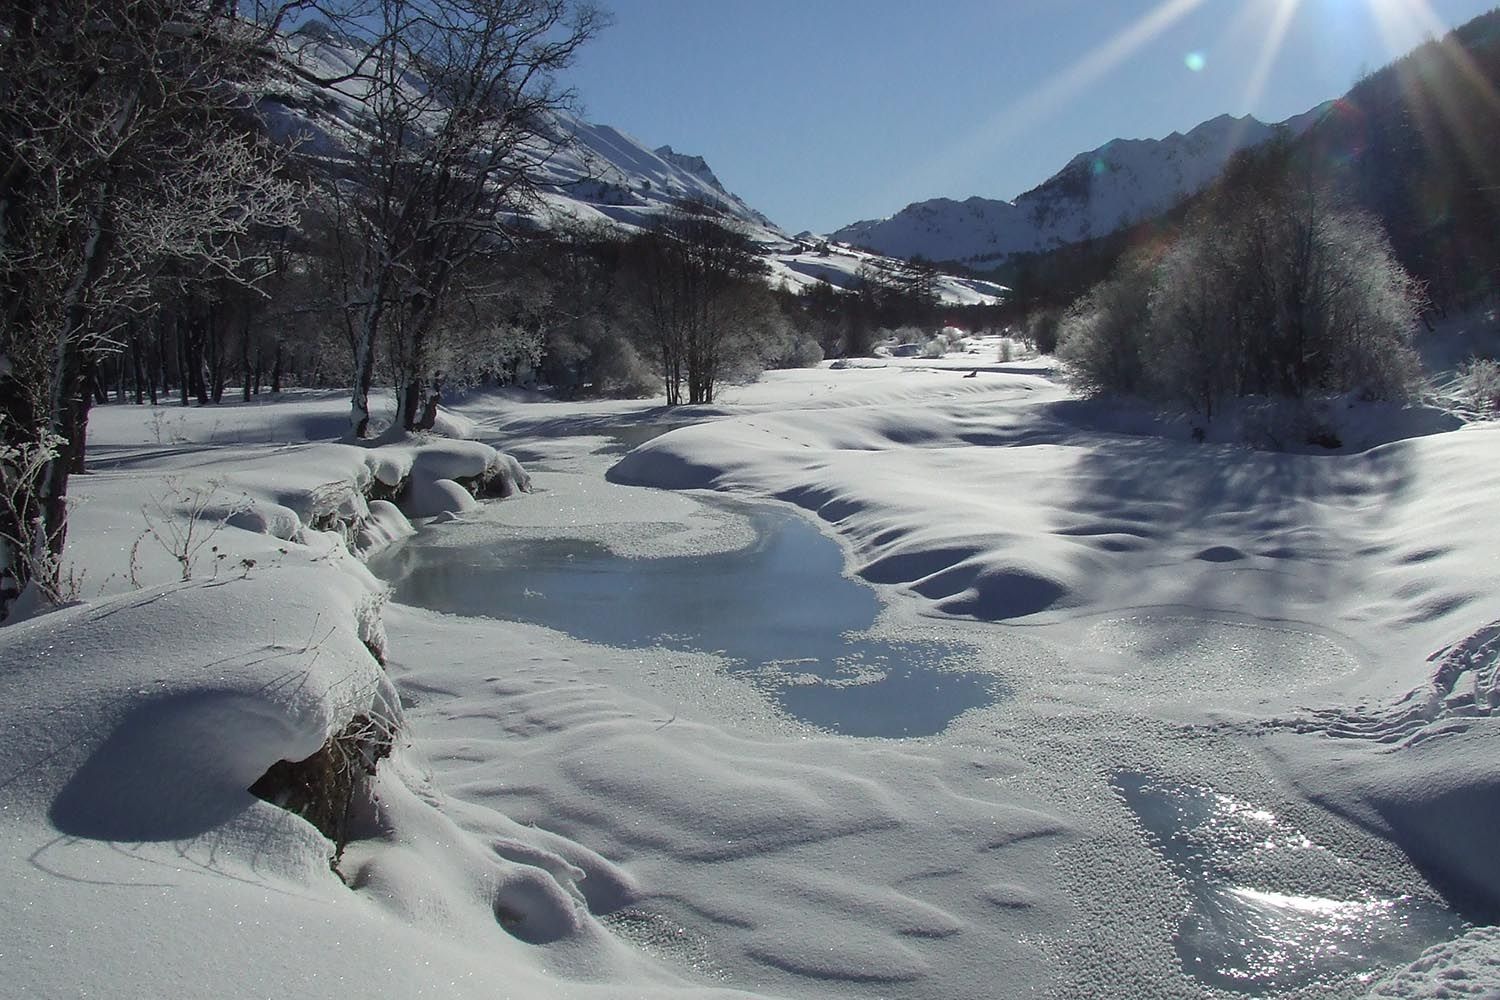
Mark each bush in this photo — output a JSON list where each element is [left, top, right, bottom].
[[1457, 357, 1500, 413], [1058, 157, 1423, 411], [1023, 307, 1063, 354], [997, 336, 1033, 363], [1056, 265, 1151, 396], [763, 330, 824, 369], [920, 337, 947, 359]]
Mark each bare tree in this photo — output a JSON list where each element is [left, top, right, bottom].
[[629, 204, 770, 406], [304, 0, 604, 436], [0, 0, 301, 618]]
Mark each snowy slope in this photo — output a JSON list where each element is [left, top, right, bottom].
[[764, 240, 1008, 307], [263, 29, 1000, 306], [528, 120, 779, 235], [264, 31, 773, 234], [832, 104, 1331, 264]]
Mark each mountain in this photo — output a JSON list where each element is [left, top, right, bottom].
[[1300, 9, 1500, 312], [831, 104, 1331, 265], [986, 8, 1500, 319], [262, 29, 777, 236], [524, 121, 781, 235], [259, 26, 1003, 307]]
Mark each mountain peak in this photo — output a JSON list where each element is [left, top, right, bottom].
[[652, 145, 729, 196], [830, 102, 1325, 264]]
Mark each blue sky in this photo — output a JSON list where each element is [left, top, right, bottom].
[[559, 0, 1499, 234]]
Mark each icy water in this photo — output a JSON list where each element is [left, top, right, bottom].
[[374, 505, 1001, 737], [1114, 772, 1466, 994]]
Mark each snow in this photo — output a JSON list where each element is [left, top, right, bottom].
[[1365, 928, 1500, 998], [831, 103, 1332, 264], [5, 361, 1500, 998], [763, 240, 1009, 305], [265, 32, 1001, 308]]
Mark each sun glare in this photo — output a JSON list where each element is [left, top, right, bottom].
[[1360, 0, 1451, 54], [885, 0, 1207, 205], [1242, 0, 1301, 115], [883, 0, 1496, 212]]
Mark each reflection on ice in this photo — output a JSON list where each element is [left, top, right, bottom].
[[1115, 772, 1465, 993]]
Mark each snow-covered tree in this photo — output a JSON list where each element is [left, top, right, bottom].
[[1060, 140, 1423, 415], [1055, 256, 1152, 398], [307, 0, 604, 436], [0, 0, 300, 618]]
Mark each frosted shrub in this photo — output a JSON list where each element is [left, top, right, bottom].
[[920, 337, 948, 359], [997, 337, 1033, 363], [1023, 307, 1063, 354], [1315, 209, 1423, 401], [1458, 357, 1500, 413], [1065, 143, 1424, 411], [1146, 231, 1240, 417], [1056, 266, 1151, 396], [762, 330, 824, 370]]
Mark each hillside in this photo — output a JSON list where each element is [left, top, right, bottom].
[[992, 7, 1500, 319], [264, 26, 1002, 307], [831, 104, 1330, 266], [1307, 8, 1500, 311]]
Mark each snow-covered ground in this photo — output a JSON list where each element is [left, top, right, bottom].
[[4, 354, 1498, 998]]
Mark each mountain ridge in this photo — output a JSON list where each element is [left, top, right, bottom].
[[831, 102, 1333, 265], [261, 27, 1004, 307]]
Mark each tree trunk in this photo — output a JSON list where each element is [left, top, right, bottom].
[[177, 315, 191, 407], [400, 378, 422, 431], [350, 292, 384, 438], [415, 381, 441, 431], [132, 334, 146, 405]]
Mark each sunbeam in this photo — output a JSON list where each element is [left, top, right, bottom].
[[1242, 0, 1302, 114], [877, 0, 1208, 210], [1365, 0, 1451, 52]]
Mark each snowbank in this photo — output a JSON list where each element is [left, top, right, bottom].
[[1365, 927, 1500, 998], [5, 396, 762, 999]]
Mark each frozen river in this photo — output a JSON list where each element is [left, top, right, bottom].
[[374, 459, 1470, 998], [375, 501, 1001, 737]]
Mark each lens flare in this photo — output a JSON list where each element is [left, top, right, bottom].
[[1185, 51, 1207, 72], [877, 0, 1208, 207]]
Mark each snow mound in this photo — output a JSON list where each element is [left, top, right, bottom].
[[1364, 927, 1500, 998], [0, 567, 390, 857], [6, 397, 762, 998], [405, 476, 481, 518], [358, 498, 417, 553]]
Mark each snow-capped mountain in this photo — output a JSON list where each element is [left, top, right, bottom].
[[526, 121, 778, 235], [262, 28, 775, 236], [260, 26, 1004, 306], [832, 104, 1333, 265]]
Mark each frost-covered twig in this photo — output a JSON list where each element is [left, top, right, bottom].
[[130, 478, 249, 584]]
